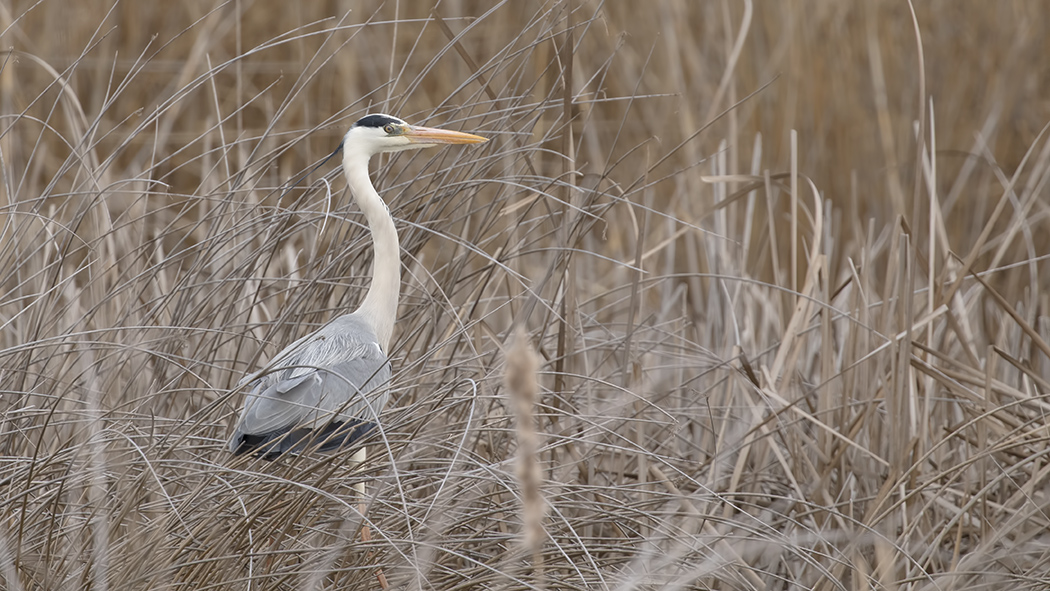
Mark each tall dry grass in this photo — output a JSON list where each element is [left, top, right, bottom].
[[2, 1, 1049, 589]]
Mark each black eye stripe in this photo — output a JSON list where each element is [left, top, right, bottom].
[[353, 114, 403, 129]]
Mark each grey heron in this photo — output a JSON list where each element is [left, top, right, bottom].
[[229, 114, 488, 458]]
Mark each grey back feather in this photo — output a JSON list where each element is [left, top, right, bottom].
[[229, 313, 391, 452]]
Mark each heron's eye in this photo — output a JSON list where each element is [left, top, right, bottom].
[[383, 124, 396, 135]]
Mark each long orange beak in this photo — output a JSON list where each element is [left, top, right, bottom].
[[403, 125, 488, 145]]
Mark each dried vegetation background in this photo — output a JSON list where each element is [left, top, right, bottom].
[[2, 1, 1049, 590]]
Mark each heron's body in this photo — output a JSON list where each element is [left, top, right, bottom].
[[229, 314, 391, 457], [228, 113, 486, 458]]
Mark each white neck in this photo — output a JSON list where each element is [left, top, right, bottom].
[[343, 147, 400, 353]]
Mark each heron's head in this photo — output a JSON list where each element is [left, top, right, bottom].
[[343, 114, 488, 158]]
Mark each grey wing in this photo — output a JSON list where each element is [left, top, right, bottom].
[[229, 316, 391, 452]]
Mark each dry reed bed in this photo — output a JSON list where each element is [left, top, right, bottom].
[[1, 2, 1049, 590]]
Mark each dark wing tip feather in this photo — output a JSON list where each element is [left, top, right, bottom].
[[230, 420, 379, 460]]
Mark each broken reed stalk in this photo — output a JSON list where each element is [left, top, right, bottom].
[[505, 328, 545, 584]]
